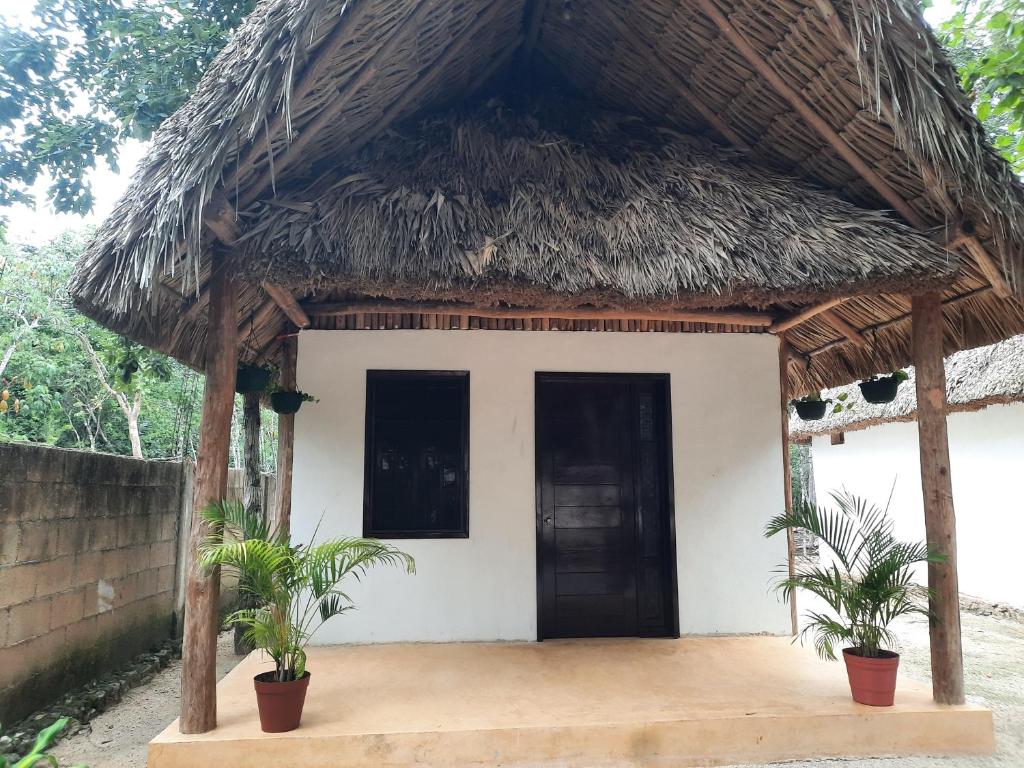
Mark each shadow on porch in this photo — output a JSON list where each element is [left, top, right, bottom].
[[149, 636, 993, 768]]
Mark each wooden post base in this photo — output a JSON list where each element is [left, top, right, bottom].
[[911, 292, 965, 705], [180, 251, 238, 733]]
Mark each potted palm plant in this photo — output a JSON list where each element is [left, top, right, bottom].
[[199, 501, 415, 732], [764, 491, 943, 706]]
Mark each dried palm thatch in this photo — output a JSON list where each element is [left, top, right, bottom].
[[791, 333, 1024, 436], [67, 0, 1024, 387], [237, 100, 955, 307]]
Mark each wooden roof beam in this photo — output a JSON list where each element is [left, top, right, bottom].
[[819, 309, 868, 347], [465, 34, 525, 98], [812, 0, 1013, 299], [225, 1, 377, 191], [802, 286, 993, 358], [332, 1, 513, 161], [954, 226, 1013, 299], [597, 4, 749, 149], [695, 0, 926, 229], [521, 0, 551, 63], [302, 301, 774, 327], [810, 0, 896, 125], [172, 192, 308, 339], [241, 0, 442, 208], [769, 298, 846, 333], [262, 282, 310, 329]]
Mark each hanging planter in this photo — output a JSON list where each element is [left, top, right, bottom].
[[236, 365, 271, 394], [270, 390, 317, 415], [792, 390, 836, 421], [793, 397, 828, 421], [858, 371, 908, 405]]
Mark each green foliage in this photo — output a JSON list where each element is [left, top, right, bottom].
[[863, 369, 909, 384], [0, 716, 86, 768], [0, 0, 256, 214], [0, 230, 204, 457], [765, 491, 943, 659], [199, 500, 415, 682], [941, 0, 1024, 169]]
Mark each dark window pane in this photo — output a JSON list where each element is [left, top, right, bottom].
[[364, 371, 469, 537]]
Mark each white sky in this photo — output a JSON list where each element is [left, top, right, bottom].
[[0, 0, 960, 246]]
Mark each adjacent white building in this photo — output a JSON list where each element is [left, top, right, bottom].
[[793, 336, 1024, 608]]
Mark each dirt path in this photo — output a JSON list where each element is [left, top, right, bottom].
[[52, 613, 1022, 768], [51, 632, 240, 768]]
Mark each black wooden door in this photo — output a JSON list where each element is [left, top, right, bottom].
[[536, 374, 677, 639]]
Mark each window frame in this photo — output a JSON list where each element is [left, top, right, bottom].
[[362, 369, 470, 539]]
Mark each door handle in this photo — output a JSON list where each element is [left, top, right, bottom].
[[544, 516, 553, 525]]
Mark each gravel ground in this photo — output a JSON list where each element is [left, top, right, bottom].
[[51, 632, 241, 768], [52, 613, 1021, 768]]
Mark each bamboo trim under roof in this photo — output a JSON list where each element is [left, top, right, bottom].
[[67, 0, 1024, 391]]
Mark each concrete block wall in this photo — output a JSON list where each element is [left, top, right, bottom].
[[0, 444, 184, 724], [0, 443, 277, 724]]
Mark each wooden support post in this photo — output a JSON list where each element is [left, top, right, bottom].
[[242, 392, 262, 518], [274, 334, 298, 538], [236, 390, 263, 656], [911, 292, 965, 705], [778, 337, 799, 636], [180, 250, 238, 733]]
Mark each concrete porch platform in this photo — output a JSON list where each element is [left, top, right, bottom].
[[149, 636, 993, 768]]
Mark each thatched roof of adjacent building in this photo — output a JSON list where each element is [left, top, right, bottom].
[[68, 0, 1024, 389], [791, 334, 1024, 437]]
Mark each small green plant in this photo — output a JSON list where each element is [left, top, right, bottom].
[[830, 391, 853, 415], [794, 391, 822, 403], [791, 390, 854, 416], [199, 500, 414, 682], [862, 370, 909, 384], [1, 717, 86, 768], [764, 490, 943, 659]]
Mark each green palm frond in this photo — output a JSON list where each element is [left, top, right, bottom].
[[765, 491, 939, 659], [198, 499, 415, 680]]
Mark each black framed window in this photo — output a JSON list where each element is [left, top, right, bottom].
[[363, 371, 469, 538]]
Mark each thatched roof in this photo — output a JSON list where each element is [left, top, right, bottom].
[[237, 101, 955, 307], [792, 334, 1024, 437], [68, 0, 1024, 387]]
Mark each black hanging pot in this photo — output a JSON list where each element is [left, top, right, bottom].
[[236, 365, 271, 394], [271, 391, 304, 415], [793, 399, 828, 421], [859, 375, 901, 404]]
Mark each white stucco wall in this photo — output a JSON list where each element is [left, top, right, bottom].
[[291, 330, 791, 644], [810, 402, 1024, 608]]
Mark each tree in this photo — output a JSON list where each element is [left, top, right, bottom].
[[0, 229, 210, 459], [939, 0, 1024, 170], [0, 0, 256, 214], [71, 331, 174, 458]]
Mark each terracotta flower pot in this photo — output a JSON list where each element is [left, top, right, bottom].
[[253, 671, 310, 732], [843, 648, 899, 706]]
